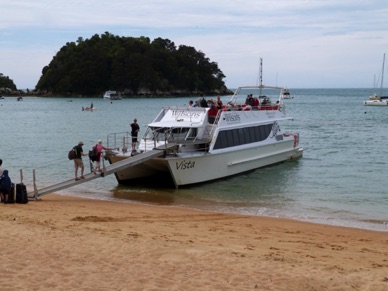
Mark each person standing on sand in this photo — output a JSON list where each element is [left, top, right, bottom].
[[0, 159, 3, 176], [0, 169, 12, 204], [93, 139, 115, 174], [74, 141, 88, 181], [130, 118, 140, 153]]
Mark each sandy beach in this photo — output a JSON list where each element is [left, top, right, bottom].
[[0, 194, 387, 290]]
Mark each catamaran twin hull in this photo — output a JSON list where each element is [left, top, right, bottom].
[[108, 137, 302, 188], [105, 85, 303, 188]]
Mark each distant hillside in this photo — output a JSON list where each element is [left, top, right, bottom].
[[36, 32, 231, 97], [0, 73, 18, 95]]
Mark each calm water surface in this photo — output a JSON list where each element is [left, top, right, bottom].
[[0, 88, 387, 232]]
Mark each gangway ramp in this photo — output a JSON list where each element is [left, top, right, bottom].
[[35, 149, 166, 197]]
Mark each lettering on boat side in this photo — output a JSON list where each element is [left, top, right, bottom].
[[223, 112, 241, 123], [170, 110, 202, 119], [266, 111, 275, 118], [176, 160, 195, 170]]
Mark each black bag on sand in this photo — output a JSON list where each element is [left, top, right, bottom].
[[16, 183, 29, 204]]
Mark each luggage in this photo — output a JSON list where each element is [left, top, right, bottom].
[[16, 183, 29, 204]]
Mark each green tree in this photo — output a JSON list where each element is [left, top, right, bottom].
[[36, 33, 228, 96], [0, 73, 17, 90]]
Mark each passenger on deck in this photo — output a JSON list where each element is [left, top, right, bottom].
[[130, 118, 140, 153], [188, 100, 194, 107], [253, 97, 259, 109], [216, 96, 223, 109], [208, 103, 218, 124], [197, 94, 208, 108], [245, 94, 254, 106]]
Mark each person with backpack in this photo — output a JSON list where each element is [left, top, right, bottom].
[[92, 139, 115, 174], [74, 141, 88, 181], [0, 170, 12, 204]]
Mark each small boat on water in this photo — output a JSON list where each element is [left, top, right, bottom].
[[82, 107, 98, 111], [104, 84, 303, 188], [82, 102, 97, 111], [280, 88, 293, 99], [103, 90, 122, 100], [364, 95, 388, 106], [364, 53, 388, 106]]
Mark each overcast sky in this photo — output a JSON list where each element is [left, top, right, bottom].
[[1, 0, 388, 90]]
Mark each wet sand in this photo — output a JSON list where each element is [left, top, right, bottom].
[[0, 194, 387, 290]]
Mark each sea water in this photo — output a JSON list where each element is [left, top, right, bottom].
[[0, 89, 387, 232]]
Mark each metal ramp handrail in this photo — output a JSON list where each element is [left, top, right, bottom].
[[33, 149, 166, 198]]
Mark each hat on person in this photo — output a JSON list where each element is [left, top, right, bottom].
[[98, 139, 102, 143], [78, 141, 84, 145]]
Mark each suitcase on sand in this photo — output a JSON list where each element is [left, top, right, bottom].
[[16, 183, 28, 204]]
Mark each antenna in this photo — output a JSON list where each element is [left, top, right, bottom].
[[259, 58, 263, 96], [381, 53, 385, 97]]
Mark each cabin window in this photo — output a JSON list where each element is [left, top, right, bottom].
[[213, 124, 273, 149], [145, 127, 197, 142]]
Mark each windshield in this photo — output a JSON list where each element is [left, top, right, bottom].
[[144, 127, 197, 142]]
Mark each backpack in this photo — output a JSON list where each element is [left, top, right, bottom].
[[68, 147, 77, 160], [88, 145, 97, 162]]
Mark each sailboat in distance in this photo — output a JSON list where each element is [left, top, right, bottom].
[[364, 53, 388, 106]]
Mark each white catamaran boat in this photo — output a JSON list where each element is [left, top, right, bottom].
[[364, 53, 388, 106], [105, 85, 303, 188], [103, 90, 122, 100]]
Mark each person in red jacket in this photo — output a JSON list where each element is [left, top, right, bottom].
[[207, 102, 218, 124]]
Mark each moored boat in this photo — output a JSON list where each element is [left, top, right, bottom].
[[363, 97, 388, 106], [103, 90, 122, 100], [105, 85, 303, 188], [280, 87, 293, 99], [364, 53, 388, 106]]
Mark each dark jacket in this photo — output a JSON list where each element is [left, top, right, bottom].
[[0, 170, 12, 190]]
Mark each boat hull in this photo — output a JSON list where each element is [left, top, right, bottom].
[[363, 100, 388, 106], [107, 140, 303, 187]]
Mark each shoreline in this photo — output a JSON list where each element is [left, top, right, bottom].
[[1, 194, 387, 290], [60, 188, 388, 233]]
